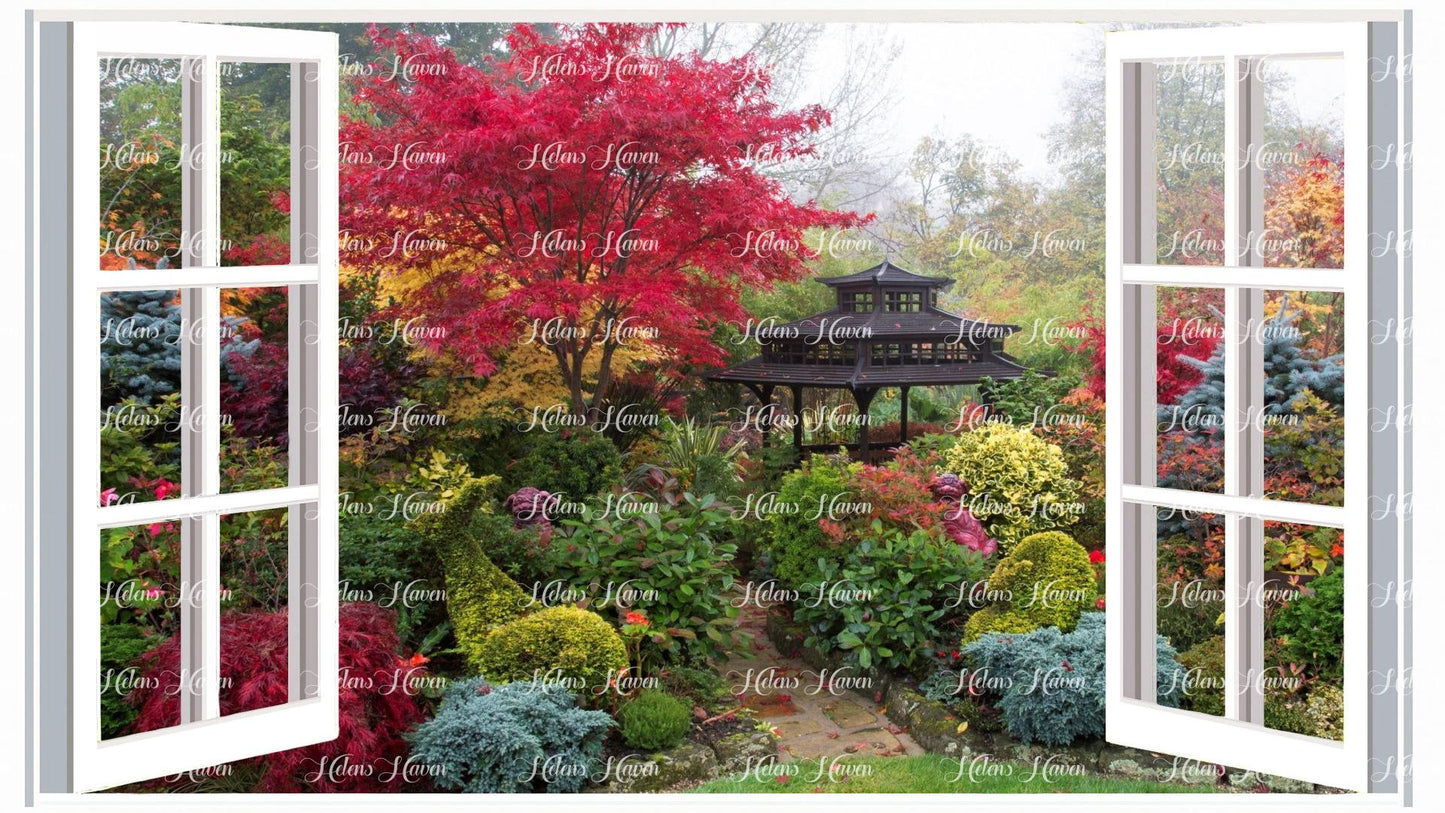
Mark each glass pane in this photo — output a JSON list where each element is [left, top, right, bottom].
[[1262, 521, 1343, 740], [220, 507, 291, 716], [1153, 506, 1225, 714], [1258, 57, 1345, 269], [220, 62, 292, 266], [221, 287, 290, 492], [1260, 290, 1345, 507], [101, 289, 184, 506], [99, 57, 185, 270], [99, 522, 182, 740], [1154, 286, 1225, 493], [1153, 58, 1226, 266]]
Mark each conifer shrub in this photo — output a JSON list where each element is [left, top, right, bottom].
[[474, 606, 628, 693], [617, 690, 692, 751], [963, 613, 1187, 746], [407, 677, 613, 793], [960, 531, 1096, 644], [939, 423, 1081, 552]]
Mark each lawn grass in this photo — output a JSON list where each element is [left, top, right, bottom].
[[692, 754, 1228, 794]]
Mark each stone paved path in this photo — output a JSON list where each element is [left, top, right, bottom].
[[722, 601, 925, 766]]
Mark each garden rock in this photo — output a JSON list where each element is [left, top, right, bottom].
[[605, 741, 718, 793], [713, 731, 779, 775]]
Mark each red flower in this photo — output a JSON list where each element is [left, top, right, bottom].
[[405, 652, 429, 667], [1096, 597, 1106, 609], [624, 611, 650, 627], [1088, 549, 1105, 565], [154, 479, 177, 500], [1330, 543, 1344, 558]]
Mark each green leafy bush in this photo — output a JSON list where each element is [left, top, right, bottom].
[[469, 511, 547, 586], [963, 613, 1187, 745], [792, 523, 986, 674], [939, 423, 1081, 552], [475, 606, 628, 693], [660, 666, 729, 708], [412, 478, 528, 667], [406, 677, 613, 793], [763, 453, 857, 588], [339, 511, 443, 648], [960, 531, 1096, 644], [1272, 569, 1344, 680], [549, 489, 741, 665], [1156, 584, 1223, 654], [1175, 635, 1226, 716], [100, 623, 157, 739], [502, 427, 623, 499], [617, 690, 693, 750]]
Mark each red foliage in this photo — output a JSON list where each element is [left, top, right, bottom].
[[340, 23, 866, 406], [1072, 289, 1219, 404], [129, 603, 430, 792]]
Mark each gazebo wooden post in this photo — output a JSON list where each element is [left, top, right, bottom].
[[790, 385, 804, 455], [742, 383, 775, 432], [851, 386, 877, 461], [899, 385, 910, 444]]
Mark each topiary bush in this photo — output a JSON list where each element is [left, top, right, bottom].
[[412, 479, 529, 667], [1272, 568, 1344, 681], [407, 677, 614, 793], [962, 613, 1187, 746], [763, 452, 857, 589], [939, 423, 1081, 552], [501, 427, 623, 500], [617, 689, 692, 750], [474, 606, 628, 693], [960, 531, 1097, 644]]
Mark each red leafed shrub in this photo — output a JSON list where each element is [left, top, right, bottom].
[[129, 602, 431, 792]]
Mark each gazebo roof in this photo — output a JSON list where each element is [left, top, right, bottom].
[[708, 352, 1033, 389], [756, 309, 1019, 341], [816, 258, 953, 289]]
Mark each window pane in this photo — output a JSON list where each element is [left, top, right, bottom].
[[99, 522, 182, 741], [1153, 505, 1226, 714], [1259, 290, 1344, 507], [219, 507, 291, 716], [1153, 59, 1226, 266], [221, 287, 290, 492], [220, 62, 293, 266], [1258, 57, 1345, 269], [99, 57, 185, 271], [1154, 286, 1226, 493], [1262, 521, 1343, 741], [100, 289, 184, 505]]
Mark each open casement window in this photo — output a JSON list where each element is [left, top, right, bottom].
[[1104, 23, 1406, 793], [37, 22, 339, 792]]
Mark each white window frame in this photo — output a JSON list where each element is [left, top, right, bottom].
[[36, 21, 339, 793], [1104, 22, 1406, 793]]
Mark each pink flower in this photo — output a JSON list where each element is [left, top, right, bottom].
[[147, 523, 164, 538], [154, 480, 177, 500], [1096, 597, 1106, 609], [100, 487, 118, 507]]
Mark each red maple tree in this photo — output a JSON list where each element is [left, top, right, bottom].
[[341, 23, 865, 413]]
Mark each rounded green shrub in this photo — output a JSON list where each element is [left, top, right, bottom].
[[940, 423, 1081, 553], [474, 606, 627, 692], [960, 531, 1096, 644], [501, 427, 623, 499], [764, 453, 857, 589], [1175, 635, 1225, 716], [617, 690, 692, 751]]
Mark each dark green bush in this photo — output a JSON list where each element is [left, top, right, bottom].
[[339, 511, 443, 647], [1175, 635, 1225, 716], [502, 428, 623, 499], [1272, 569, 1344, 680], [618, 690, 693, 751], [1156, 584, 1223, 654], [961, 531, 1097, 644], [100, 622, 157, 739], [469, 511, 546, 585], [763, 453, 856, 589], [792, 522, 986, 675], [407, 677, 613, 793], [475, 606, 628, 693]]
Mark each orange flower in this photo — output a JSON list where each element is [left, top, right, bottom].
[[624, 611, 650, 627]]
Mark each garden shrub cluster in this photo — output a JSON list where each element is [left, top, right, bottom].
[[500, 427, 623, 498], [792, 523, 986, 674], [617, 689, 693, 750], [961, 531, 1097, 644], [1272, 569, 1344, 681], [407, 677, 614, 793], [962, 613, 1187, 746], [939, 423, 1082, 553], [764, 453, 857, 588], [475, 606, 628, 693]]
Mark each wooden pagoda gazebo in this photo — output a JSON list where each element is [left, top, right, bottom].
[[708, 259, 1037, 461]]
